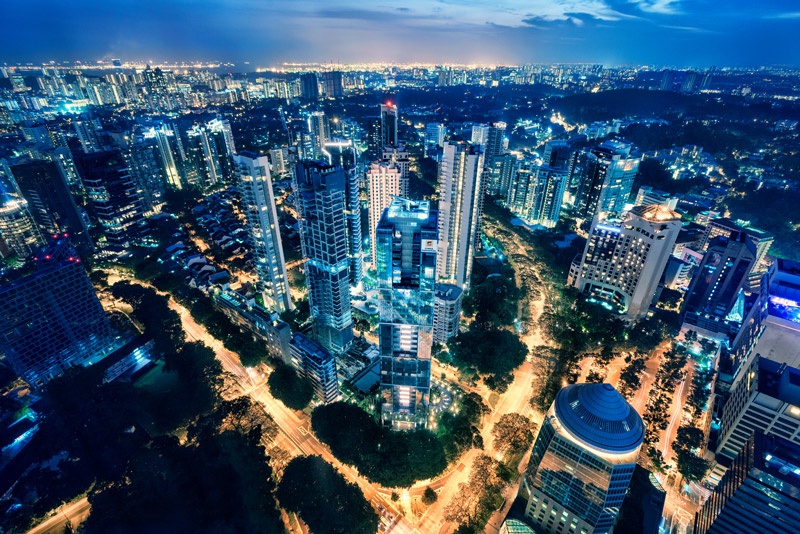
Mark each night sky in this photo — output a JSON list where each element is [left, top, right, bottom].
[[3, 0, 800, 66]]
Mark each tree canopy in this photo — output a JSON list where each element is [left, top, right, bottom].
[[311, 402, 447, 487], [277, 455, 379, 534], [268, 363, 314, 410]]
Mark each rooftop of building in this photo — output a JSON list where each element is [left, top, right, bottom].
[[500, 519, 536, 534], [751, 314, 800, 369], [753, 431, 800, 488], [434, 283, 463, 301], [554, 383, 645, 455], [630, 203, 681, 223], [291, 332, 335, 364]]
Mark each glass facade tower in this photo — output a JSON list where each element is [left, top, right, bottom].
[[376, 197, 438, 430], [521, 383, 645, 534], [294, 161, 353, 354]]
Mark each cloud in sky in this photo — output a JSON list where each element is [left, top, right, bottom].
[[0, 0, 798, 66]]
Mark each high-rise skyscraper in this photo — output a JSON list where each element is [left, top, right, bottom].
[[0, 237, 117, 386], [294, 161, 354, 354], [381, 142, 410, 197], [308, 111, 330, 160], [694, 432, 800, 534], [424, 123, 446, 157], [0, 162, 44, 259], [574, 140, 639, 222], [569, 205, 682, 320], [9, 160, 92, 255], [437, 141, 485, 289], [234, 152, 292, 314], [433, 283, 463, 344], [323, 140, 363, 287], [299, 72, 319, 100], [520, 383, 645, 534], [682, 232, 756, 337], [376, 198, 438, 430], [322, 71, 344, 98], [380, 102, 398, 148], [367, 161, 402, 265], [74, 150, 146, 250], [506, 164, 568, 229]]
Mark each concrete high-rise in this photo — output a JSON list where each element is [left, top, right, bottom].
[[569, 205, 682, 320], [376, 198, 438, 430], [0, 237, 117, 386], [437, 141, 485, 289], [381, 143, 410, 197], [294, 161, 354, 354], [290, 333, 340, 404], [234, 152, 292, 313], [433, 284, 463, 344], [367, 161, 402, 265], [520, 383, 645, 534], [682, 232, 756, 337]]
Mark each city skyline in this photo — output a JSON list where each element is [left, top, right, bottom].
[[2, 1, 800, 67]]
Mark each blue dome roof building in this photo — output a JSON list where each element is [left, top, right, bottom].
[[520, 383, 645, 534]]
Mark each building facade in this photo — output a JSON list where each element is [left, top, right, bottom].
[[433, 283, 463, 344], [521, 383, 645, 534], [0, 238, 117, 386], [376, 198, 438, 430], [437, 141, 485, 289], [367, 161, 402, 265], [233, 152, 292, 313], [569, 205, 682, 320], [694, 432, 800, 534], [290, 333, 340, 404], [294, 161, 354, 354]]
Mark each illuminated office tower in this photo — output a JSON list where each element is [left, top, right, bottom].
[[574, 140, 639, 222], [376, 198, 438, 430], [308, 111, 330, 160], [520, 383, 645, 534], [380, 102, 398, 148], [437, 141, 484, 289], [695, 432, 800, 534], [294, 161, 353, 353], [381, 142, 410, 197], [323, 140, 363, 287], [367, 161, 402, 265], [682, 232, 756, 337], [0, 237, 117, 386], [0, 161, 43, 259], [8, 160, 92, 254], [183, 124, 223, 188], [74, 150, 145, 250], [569, 205, 681, 320], [269, 147, 289, 177], [234, 152, 292, 313]]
